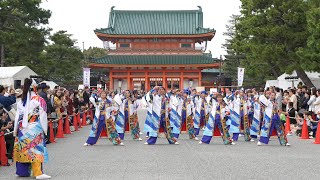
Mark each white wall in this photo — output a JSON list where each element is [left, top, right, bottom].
[[183, 79, 199, 89], [113, 79, 128, 92]]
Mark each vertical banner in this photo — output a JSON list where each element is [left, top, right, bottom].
[[237, 67, 245, 87], [83, 68, 90, 87]]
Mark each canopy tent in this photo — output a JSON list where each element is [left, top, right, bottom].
[[265, 71, 320, 89], [41, 81, 59, 90], [0, 66, 37, 88]]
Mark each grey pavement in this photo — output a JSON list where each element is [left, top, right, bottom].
[[1, 109, 320, 180]]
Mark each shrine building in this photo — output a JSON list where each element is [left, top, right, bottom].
[[89, 6, 220, 91]]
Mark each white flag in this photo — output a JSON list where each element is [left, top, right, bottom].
[[83, 68, 90, 87], [237, 67, 245, 87]]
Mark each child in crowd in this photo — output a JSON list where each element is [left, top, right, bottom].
[[0, 111, 14, 159]]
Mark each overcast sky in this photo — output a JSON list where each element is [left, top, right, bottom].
[[41, 0, 241, 58]]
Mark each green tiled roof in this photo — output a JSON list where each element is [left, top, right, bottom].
[[202, 69, 221, 73], [95, 7, 215, 35], [91, 54, 216, 65]]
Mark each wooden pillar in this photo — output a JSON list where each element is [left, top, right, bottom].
[[145, 68, 149, 91], [198, 70, 202, 87], [162, 68, 167, 89], [127, 69, 131, 90], [180, 68, 184, 89], [109, 68, 113, 91]]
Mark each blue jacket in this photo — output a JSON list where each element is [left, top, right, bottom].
[[0, 94, 16, 111]]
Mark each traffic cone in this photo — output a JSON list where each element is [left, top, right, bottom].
[[271, 129, 277, 136], [0, 132, 9, 166], [300, 119, 310, 139], [213, 125, 221, 136], [74, 113, 79, 131], [81, 112, 87, 126], [89, 110, 94, 121], [64, 116, 71, 134], [313, 121, 320, 144], [78, 113, 82, 128], [56, 118, 65, 138], [48, 121, 56, 143], [181, 121, 187, 133], [285, 116, 291, 135], [100, 129, 108, 138]]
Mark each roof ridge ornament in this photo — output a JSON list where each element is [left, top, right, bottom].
[[111, 6, 116, 31], [197, 6, 202, 12]]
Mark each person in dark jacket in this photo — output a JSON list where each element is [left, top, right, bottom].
[[0, 85, 16, 111], [301, 91, 310, 110], [38, 83, 52, 114]]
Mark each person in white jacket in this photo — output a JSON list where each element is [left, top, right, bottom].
[[307, 88, 317, 113]]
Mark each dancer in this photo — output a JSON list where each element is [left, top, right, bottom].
[[84, 91, 123, 146], [145, 86, 178, 145], [143, 89, 155, 138], [13, 78, 51, 179], [169, 89, 181, 139], [257, 92, 290, 146], [179, 89, 197, 140], [229, 90, 251, 142], [116, 90, 141, 140], [200, 94, 234, 145], [250, 96, 262, 140]]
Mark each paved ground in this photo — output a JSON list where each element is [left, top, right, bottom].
[[1, 109, 320, 180]]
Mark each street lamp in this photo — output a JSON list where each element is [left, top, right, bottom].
[[285, 76, 299, 88], [118, 79, 122, 92]]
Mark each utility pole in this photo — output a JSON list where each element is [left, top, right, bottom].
[[219, 55, 222, 87], [82, 42, 85, 52]]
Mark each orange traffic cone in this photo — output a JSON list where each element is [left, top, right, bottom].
[[78, 113, 82, 128], [64, 116, 71, 134], [100, 129, 108, 138], [0, 132, 9, 166], [313, 121, 320, 144], [213, 125, 221, 136], [285, 116, 291, 135], [271, 128, 277, 136], [81, 112, 87, 126], [48, 121, 56, 143], [300, 119, 310, 139], [89, 110, 94, 121], [56, 118, 65, 138], [74, 113, 79, 131], [181, 121, 187, 133]]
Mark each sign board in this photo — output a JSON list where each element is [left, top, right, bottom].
[[195, 86, 205, 92], [78, 84, 84, 90], [210, 88, 218, 94], [237, 67, 245, 87], [83, 68, 90, 87]]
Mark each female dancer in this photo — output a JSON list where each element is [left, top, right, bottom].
[[199, 94, 234, 145], [84, 91, 123, 146], [13, 78, 51, 179]]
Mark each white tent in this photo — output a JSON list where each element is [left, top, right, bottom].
[[41, 81, 58, 90], [265, 71, 320, 89], [0, 66, 37, 88]]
